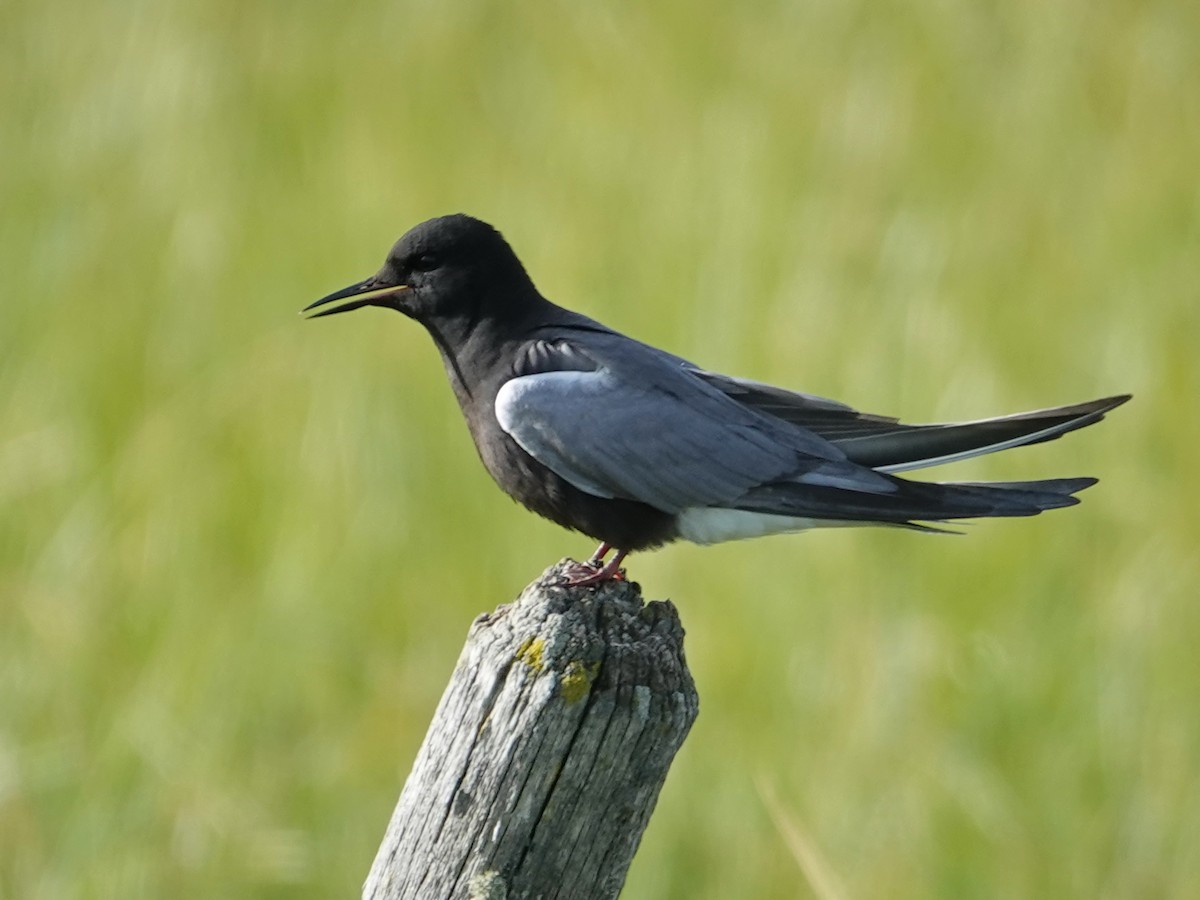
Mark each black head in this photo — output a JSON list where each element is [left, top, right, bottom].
[[303, 214, 537, 324]]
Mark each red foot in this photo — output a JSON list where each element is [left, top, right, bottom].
[[558, 546, 629, 587]]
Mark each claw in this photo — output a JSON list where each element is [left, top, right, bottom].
[[558, 548, 628, 587]]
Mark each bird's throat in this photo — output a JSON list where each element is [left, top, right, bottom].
[[424, 319, 475, 403]]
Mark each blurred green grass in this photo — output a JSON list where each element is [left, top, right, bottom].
[[2, 0, 1198, 896]]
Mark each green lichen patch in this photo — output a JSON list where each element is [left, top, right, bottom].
[[560, 660, 600, 704]]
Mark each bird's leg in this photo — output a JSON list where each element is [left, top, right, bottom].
[[559, 548, 629, 587], [591, 549, 628, 582], [586, 542, 612, 567]]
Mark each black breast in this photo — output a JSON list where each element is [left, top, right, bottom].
[[477, 427, 678, 551], [432, 318, 679, 551]]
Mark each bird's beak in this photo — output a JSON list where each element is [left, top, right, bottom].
[[301, 279, 413, 319]]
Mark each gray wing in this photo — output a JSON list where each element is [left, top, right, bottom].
[[495, 339, 896, 513], [693, 370, 1131, 474]]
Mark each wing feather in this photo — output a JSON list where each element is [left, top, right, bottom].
[[495, 369, 800, 512], [693, 370, 1129, 473], [495, 339, 894, 513]]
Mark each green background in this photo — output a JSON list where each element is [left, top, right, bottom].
[[3, 0, 1197, 897]]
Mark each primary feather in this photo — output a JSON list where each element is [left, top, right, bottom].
[[696, 371, 1128, 473]]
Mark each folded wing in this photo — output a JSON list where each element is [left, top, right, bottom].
[[495, 340, 896, 514]]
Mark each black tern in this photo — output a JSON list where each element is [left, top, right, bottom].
[[305, 214, 1128, 585]]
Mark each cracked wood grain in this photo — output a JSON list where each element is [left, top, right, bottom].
[[363, 560, 699, 900]]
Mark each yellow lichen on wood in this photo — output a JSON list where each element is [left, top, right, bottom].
[[560, 660, 600, 704], [515, 636, 546, 672]]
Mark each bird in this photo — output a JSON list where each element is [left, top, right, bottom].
[[303, 214, 1129, 585]]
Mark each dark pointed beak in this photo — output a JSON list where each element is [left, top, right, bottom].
[[301, 279, 412, 319]]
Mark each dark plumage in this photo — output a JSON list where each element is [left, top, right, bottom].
[[304, 214, 1129, 583]]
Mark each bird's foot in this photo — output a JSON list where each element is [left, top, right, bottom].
[[558, 551, 628, 587], [558, 561, 626, 587]]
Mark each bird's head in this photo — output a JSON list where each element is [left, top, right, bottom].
[[303, 214, 535, 325]]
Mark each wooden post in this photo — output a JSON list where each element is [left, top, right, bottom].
[[363, 560, 699, 900]]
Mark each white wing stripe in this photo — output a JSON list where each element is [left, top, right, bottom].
[[874, 419, 1089, 474]]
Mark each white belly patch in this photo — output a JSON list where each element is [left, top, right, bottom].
[[676, 508, 853, 545]]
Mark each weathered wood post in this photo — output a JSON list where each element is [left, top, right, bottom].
[[363, 560, 699, 900]]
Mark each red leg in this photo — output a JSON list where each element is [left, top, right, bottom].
[[592, 549, 627, 581], [587, 542, 611, 567]]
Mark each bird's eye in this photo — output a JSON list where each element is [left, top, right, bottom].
[[410, 253, 440, 272]]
